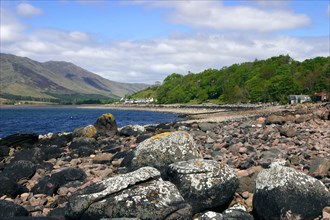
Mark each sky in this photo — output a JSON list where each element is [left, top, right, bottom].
[[1, 0, 329, 84]]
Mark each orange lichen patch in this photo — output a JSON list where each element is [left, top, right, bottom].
[[195, 161, 204, 166], [101, 113, 115, 121], [151, 132, 172, 140]]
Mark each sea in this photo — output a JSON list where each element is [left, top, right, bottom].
[[0, 107, 184, 138]]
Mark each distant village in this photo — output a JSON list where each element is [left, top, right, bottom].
[[120, 97, 157, 104], [121, 91, 328, 105]]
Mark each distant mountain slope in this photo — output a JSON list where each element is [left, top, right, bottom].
[[0, 53, 148, 102]]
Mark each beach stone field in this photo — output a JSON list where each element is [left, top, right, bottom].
[[0, 104, 329, 220]]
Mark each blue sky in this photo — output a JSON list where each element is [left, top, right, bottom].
[[1, 0, 329, 83]]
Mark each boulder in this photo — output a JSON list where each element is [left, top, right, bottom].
[[59, 167, 192, 219], [119, 125, 146, 137], [72, 125, 97, 138], [279, 127, 297, 138], [2, 160, 36, 181], [0, 200, 29, 218], [264, 115, 285, 125], [0, 132, 38, 147], [128, 131, 201, 176], [70, 137, 98, 149], [309, 157, 330, 178], [0, 175, 28, 197], [94, 113, 118, 135], [167, 159, 238, 213], [254, 161, 330, 220], [196, 205, 253, 220], [32, 167, 86, 195], [198, 122, 218, 132]]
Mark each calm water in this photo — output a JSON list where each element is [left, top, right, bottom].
[[0, 107, 183, 138]]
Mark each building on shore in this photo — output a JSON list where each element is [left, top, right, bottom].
[[288, 95, 311, 104], [314, 92, 329, 102]]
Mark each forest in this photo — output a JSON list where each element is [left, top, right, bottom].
[[130, 55, 330, 104]]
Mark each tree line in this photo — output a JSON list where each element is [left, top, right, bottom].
[[146, 55, 329, 104]]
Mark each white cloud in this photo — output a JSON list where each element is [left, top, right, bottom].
[[17, 3, 43, 17], [1, 5, 328, 84], [136, 1, 311, 32]]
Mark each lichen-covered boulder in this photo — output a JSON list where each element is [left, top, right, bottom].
[[72, 125, 97, 138], [128, 131, 201, 176], [254, 161, 330, 220], [167, 159, 238, 213], [94, 113, 118, 135], [61, 167, 192, 219], [119, 124, 146, 137], [196, 205, 254, 220]]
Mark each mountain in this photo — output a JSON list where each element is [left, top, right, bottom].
[[0, 53, 148, 103]]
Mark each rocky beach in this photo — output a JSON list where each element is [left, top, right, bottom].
[[0, 103, 329, 219]]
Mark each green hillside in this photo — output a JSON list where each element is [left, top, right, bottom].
[[133, 55, 330, 104], [0, 53, 148, 104]]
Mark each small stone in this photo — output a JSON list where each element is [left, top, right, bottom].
[[241, 191, 250, 199], [57, 187, 69, 196], [112, 158, 123, 167], [237, 170, 249, 177], [323, 206, 330, 219], [20, 193, 30, 202]]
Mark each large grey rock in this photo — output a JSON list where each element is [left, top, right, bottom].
[[119, 125, 146, 137], [62, 167, 192, 219], [129, 131, 200, 176], [254, 161, 330, 220], [167, 159, 238, 213]]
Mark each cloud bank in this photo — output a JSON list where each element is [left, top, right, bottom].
[[1, 1, 329, 84]]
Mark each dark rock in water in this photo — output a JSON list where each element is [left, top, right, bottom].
[[0, 175, 28, 198], [94, 113, 118, 136], [0, 132, 38, 147], [3, 160, 36, 181], [0, 200, 29, 218], [119, 125, 146, 137], [60, 167, 192, 219], [136, 134, 152, 143], [129, 131, 201, 177], [167, 159, 238, 213], [265, 115, 285, 125], [253, 161, 330, 220], [32, 168, 86, 195], [279, 127, 297, 137]]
